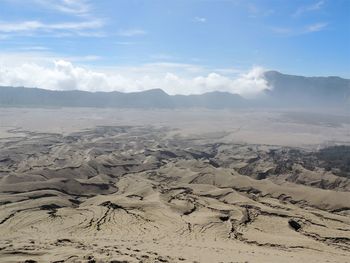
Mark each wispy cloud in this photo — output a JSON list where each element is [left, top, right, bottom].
[[293, 0, 325, 17], [272, 21, 328, 36], [34, 0, 91, 16], [305, 22, 328, 32], [19, 46, 50, 51], [0, 0, 105, 39], [117, 29, 147, 37], [0, 21, 42, 33], [0, 20, 103, 33], [194, 17, 207, 23], [246, 3, 274, 18]]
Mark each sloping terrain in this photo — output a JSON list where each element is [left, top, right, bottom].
[[0, 126, 349, 263]]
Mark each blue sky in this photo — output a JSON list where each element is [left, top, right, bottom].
[[0, 0, 349, 95]]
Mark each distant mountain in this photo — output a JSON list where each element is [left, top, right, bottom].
[[0, 71, 349, 109], [172, 91, 246, 109], [0, 86, 247, 109], [264, 71, 350, 107]]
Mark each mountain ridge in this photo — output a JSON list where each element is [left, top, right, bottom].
[[1, 71, 349, 109]]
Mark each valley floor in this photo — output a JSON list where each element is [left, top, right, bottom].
[[0, 109, 349, 263]]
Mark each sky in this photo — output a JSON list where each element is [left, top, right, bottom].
[[0, 0, 349, 96]]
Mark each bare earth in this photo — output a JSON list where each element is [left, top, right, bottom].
[[0, 108, 349, 263]]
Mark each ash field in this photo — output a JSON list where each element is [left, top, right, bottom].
[[0, 108, 350, 263]]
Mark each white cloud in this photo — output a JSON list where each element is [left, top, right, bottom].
[[19, 46, 50, 51], [0, 20, 104, 33], [293, 1, 325, 17], [0, 21, 42, 32], [118, 29, 147, 37], [272, 21, 328, 36], [305, 22, 328, 32], [0, 60, 111, 92], [194, 17, 207, 23], [0, 56, 270, 97], [34, 0, 91, 16], [0, 1, 104, 38]]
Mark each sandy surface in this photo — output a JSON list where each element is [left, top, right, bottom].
[[0, 108, 349, 263], [0, 108, 350, 147]]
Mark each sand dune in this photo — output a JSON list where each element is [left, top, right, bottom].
[[0, 122, 349, 262]]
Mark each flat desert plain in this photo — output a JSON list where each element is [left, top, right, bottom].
[[0, 108, 349, 263]]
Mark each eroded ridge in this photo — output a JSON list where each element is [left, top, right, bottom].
[[0, 126, 349, 263]]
